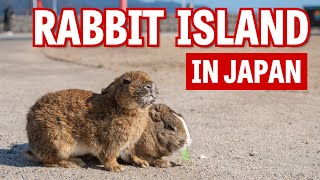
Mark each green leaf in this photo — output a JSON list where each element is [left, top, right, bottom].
[[181, 147, 191, 162]]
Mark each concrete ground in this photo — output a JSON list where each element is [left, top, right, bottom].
[[0, 35, 320, 179]]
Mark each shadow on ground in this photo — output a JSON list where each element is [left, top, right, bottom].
[[0, 143, 38, 167], [0, 145, 123, 170], [0, 145, 182, 171]]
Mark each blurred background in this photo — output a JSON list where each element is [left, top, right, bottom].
[[0, 0, 320, 14], [0, 0, 320, 33]]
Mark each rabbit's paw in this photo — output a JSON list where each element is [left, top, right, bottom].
[[104, 159, 125, 172], [70, 157, 86, 167], [153, 159, 172, 168], [132, 156, 150, 168], [44, 160, 82, 168], [108, 165, 125, 172]]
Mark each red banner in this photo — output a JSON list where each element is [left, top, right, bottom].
[[186, 53, 307, 90]]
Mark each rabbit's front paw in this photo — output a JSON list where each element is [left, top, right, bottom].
[[104, 159, 125, 172], [131, 156, 149, 168], [108, 165, 125, 172], [153, 159, 172, 168]]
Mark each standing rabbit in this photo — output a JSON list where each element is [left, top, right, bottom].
[[25, 71, 158, 172]]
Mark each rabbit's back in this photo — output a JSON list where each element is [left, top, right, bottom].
[[27, 89, 94, 125], [26, 89, 97, 148]]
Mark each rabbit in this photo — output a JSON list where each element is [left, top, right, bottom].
[[123, 104, 192, 168], [76, 104, 192, 168], [24, 71, 158, 172]]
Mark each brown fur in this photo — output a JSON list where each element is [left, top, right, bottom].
[[132, 104, 191, 168], [25, 71, 158, 172]]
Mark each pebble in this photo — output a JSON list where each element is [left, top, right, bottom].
[[200, 155, 208, 159]]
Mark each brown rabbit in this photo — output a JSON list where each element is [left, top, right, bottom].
[[25, 71, 158, 172], [79, 104, 192, 168], [123, 104, 192, 168]]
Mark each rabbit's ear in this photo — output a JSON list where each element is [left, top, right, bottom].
[[170, 109, 183, 118], [101, 82, 115, 94], [101, 75, 122, 94]]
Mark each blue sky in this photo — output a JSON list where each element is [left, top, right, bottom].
[[143, 0, 320, 12]]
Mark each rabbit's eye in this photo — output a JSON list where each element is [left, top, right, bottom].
[[164, 123, 176, 132], [123, 79, 132, 85]]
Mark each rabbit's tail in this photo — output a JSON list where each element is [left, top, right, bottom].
[[23, 150, 41, 163]]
